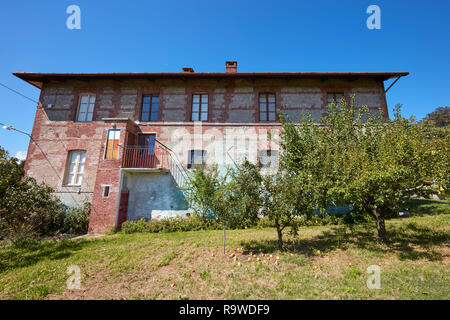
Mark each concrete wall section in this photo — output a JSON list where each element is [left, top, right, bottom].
[[123, 171, 189, 221]]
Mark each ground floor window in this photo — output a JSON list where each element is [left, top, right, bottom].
[[65, 150, 86, 186], [259, 150, 278, 168], [188, 150, 206, 169]]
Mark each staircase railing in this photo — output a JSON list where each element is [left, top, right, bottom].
[[154, 140, 193, 201]]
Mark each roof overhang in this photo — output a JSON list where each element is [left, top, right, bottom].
[[13, 71, 409, 90]]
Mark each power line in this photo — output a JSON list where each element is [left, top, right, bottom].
[[0, 81, 39, 104], [0, 82, 113, 220], [0, 121, 84, 208]]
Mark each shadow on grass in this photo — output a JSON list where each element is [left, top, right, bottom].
[[0, 239, 88, 273], [240, 219, 449, 261], [404, 198, 450, 217]]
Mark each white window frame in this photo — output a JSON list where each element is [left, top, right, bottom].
[[105, 129, 121, 160], [65, 150, 86, 186], [76, 94, 96, 122]]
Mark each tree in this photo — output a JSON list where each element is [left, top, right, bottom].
[[183, 162, 263, 229], [0, 146, 64, 239], [423, 106, 449, 127], [260, 170, 314, 250], [227, 159, 263, 225], [280, 99, 446, 243], [183, 164, 233, 223]]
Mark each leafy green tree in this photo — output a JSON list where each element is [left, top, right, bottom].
[[227, 159, 263, 224], [423, 106, 449, 127], [182, 161, 263, 229], [260, 171, 314, 250], [0, 146, 64, 239], [183, 164, 233, 224], [280, 99, 446, 243]]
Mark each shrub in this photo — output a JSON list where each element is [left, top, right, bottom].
[[120, 214, 224, 234], [121, 218, 150, 234], [62, 203, 91, 235], [120, 211, 375, 235]]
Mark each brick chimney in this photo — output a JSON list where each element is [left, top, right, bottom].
[[225, 61, 237, 73], [182, 67, 194, 73]]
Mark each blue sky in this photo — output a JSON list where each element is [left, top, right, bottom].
[[0, 0, 449, 158]]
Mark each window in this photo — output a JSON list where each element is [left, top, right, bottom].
[[76, 94, 95, 122], [138, 134, 156, 155], [105, 129, 120, 159], [259, 150, 278, 168], [188, 150, 206, 169], [259, 93, 276, 122], [102, 186, 110, 197], [141, 95, 159, 122], [65, 150, 86, 186], [191, 94, 208, 121], [327, 92, 344, 106]]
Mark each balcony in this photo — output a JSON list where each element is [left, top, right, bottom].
[[122, 145, 170, 169]]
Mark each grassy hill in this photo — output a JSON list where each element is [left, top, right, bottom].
[[0, 199, 449, 300]]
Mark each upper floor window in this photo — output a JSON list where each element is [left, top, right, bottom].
[[259, 93, 276, 122], [76, 94, 95, 122], [259, 150, 278, 169], [327, 92, 344, 106], [141, 95, 159, 122], [188, 150, 206, 169], [65, 150, 86, 186], [191, 94, 208, 121], [105, 129, 120, 160]]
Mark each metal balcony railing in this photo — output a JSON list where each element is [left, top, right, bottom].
[[122, 145, 169, 169]]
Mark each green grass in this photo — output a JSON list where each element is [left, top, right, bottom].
[[0, 199, 449, 300]]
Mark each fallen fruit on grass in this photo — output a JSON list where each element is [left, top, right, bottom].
[[247, 257, 252, 262], [170, 282, 175, 287]]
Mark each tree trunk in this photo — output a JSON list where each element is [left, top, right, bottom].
[[276, 225, 283, 251], [370, 208, 388, 244], [376, 216, 388, 244]]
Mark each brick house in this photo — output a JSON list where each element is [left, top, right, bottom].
[[14, 62, 408, 233]]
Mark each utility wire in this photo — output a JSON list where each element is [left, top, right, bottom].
[[0, 121, 84, 208], [0, 82, 39, 104], [0, 83, 118, 221]]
